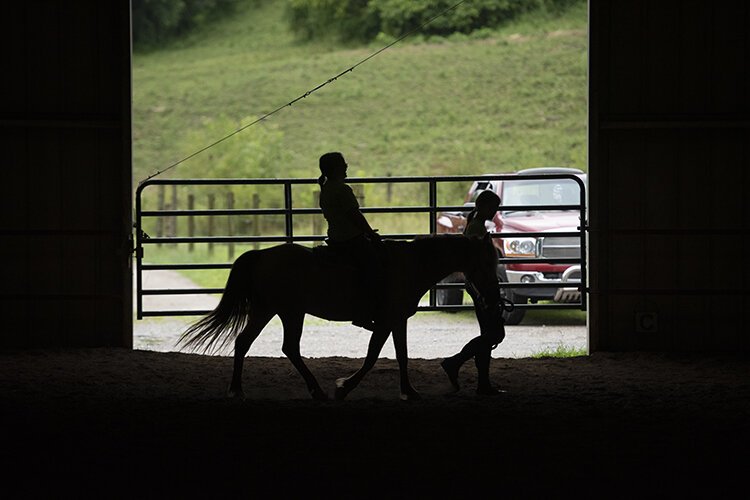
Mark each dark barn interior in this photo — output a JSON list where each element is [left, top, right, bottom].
[[1, 0, 748, 497]]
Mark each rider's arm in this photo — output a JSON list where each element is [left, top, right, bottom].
[[348, 208, 379, 238], [338, 184, 379, 238]]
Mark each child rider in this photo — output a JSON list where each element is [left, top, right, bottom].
[[317, 152, 383, 331]]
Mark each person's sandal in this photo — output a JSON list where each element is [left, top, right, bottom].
[[440, 358, 461, 392], [476, 385, 506, 396]]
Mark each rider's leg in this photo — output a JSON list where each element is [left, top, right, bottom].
[[280, 312, 327, 401], [229, 309, 274, 398], [355, 236, 387, 329]]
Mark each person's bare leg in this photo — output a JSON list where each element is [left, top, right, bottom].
[[441, 336, 482, 392], [474, 337, 504, 395]]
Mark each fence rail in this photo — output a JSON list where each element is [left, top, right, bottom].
[[135, 174, 587, 319]]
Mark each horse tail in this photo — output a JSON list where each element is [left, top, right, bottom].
[[178, 251, 256, 354]]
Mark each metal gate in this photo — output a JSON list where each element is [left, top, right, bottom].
[[134, 174, 587, 319]]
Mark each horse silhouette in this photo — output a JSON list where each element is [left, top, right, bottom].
[[178, 233, 501, 401]]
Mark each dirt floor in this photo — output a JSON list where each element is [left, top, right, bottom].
[[1, 348, 748, 497]]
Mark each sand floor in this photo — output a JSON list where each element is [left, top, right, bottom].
[[1, 347, 748, 497]]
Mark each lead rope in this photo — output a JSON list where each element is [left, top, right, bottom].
[[139, 0, 469, 185]]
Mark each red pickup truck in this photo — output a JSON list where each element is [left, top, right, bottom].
[[435, 167, 586, 324]]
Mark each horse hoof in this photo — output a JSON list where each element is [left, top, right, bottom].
[[227, 388, 245, 400], [400, 391, 421, 401], [476, 387, 507, 396], [310, 389, 329, 401], [334, 378, 349, 401]]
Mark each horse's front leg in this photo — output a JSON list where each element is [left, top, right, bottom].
[[335, 326, 391, 400], [392, 319, 420, 401]]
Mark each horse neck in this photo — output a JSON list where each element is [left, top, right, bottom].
[[415, 236, 475, 287]]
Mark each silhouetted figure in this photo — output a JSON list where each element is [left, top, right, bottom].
[[317, 151, 384, 331], [441, 190, 506, 395], [178, 232, 502, 402]]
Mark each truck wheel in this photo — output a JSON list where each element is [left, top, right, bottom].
[[437, 273, 463, 309], [497, 265, 526, 325]]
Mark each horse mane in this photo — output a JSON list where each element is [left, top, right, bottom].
[[410, 233, 470, 253]]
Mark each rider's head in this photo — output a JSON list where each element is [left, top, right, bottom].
[[474, 190, 500, 219], [318, 152, 348, 185]]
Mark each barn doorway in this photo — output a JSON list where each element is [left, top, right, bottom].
[[130, 0, 589, 358]]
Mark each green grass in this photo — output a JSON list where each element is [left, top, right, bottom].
[[520, 306, 586, 325], [530, 343, 588, 358], [133, 0, 587, 195]]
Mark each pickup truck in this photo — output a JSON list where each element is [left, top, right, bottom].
[[435, 167, 586, 324]]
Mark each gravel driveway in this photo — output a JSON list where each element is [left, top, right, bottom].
[[134, 270, 587, 359]]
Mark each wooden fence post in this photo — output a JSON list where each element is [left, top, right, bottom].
[[187, 194, 195, 252], [252, 192, 260, 250], [313, 190, 322, 246], [227, 191, 235, 260], [207, 193, 215, 256], [352, 184, 365, 206], [170, 184, 178, 243], [157, 184, 165, 247]]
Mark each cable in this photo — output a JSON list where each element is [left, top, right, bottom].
[[139, 0, 469, 184]]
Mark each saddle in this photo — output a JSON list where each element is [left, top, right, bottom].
[[312, 243, 357, 270], [311, 242, 384, 330]]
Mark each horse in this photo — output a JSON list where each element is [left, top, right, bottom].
[[178, 233, 502, 401]]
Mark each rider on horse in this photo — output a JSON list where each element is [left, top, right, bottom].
[[317, 152, 384, 331]]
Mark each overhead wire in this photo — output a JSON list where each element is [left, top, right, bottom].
[[139, 0, 469, 184]]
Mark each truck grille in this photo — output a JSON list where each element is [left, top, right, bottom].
[[539, 237, 580, 259]]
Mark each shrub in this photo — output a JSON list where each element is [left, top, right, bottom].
[[286, 0, 585, 43], [286, 0, 380, 42], [132, 0, 243, 49]]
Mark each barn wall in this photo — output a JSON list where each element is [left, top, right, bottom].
[[588, 0, 749, 351], [0, 1, 132, 347]]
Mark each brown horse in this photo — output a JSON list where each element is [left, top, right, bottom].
[[178, 233, 501, 401]]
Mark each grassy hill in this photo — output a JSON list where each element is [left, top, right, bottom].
[[133, 0, 588, 187]]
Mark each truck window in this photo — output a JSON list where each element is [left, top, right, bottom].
[[503, 179, 581, 212]]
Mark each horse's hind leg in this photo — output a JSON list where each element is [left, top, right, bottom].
[[280, 312, 328, 401], [391, 319, 420, 401], [335, 326, 391, 400], [228, 309, 274, 398]]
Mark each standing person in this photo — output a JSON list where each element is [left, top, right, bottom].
[[317, 152, 383, 331], [440, 190, 506, 395]]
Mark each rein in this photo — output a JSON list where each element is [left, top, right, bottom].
[[466, 280, 515, 313]]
